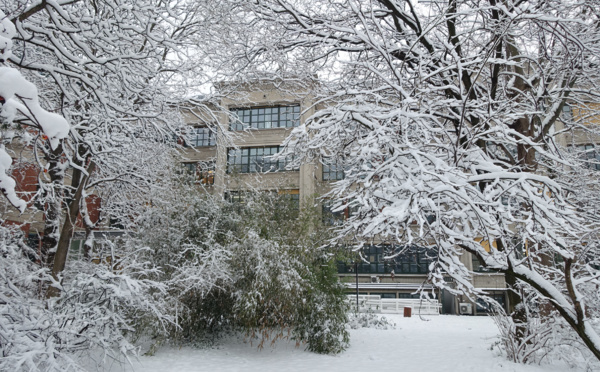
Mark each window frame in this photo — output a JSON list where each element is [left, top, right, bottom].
[[337, 245, 435, 274], [227, 146, 297, 174], [229, 105, 301, 131], [187, 126, 215, 147], [322, 161, 345, 181], [181, 162, 197, 175], [198, 160, 216, 185], [278, 189, 300, 210], [562, 104, 573, 123]]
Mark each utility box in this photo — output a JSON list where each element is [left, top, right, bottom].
[[459, 303, 473, 315], [404, 307, 412, 317]]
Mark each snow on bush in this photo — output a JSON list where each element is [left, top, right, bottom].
[[130, 178, 349, 354], [347, 311, 396, 331], [491, 288, 600, 371], [0, 223, 173, 372]]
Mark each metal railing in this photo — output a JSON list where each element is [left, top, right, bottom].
[[347, 295, 441, 315]]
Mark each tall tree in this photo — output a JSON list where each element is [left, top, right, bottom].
[[0, 4, 208, 370], [243, 0, 600, 361], [1, 0, 215, 292]]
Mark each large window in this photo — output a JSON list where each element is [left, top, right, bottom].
[[475, 293, 506, 313], [181, 162, 196, 174], [562, 104, 573, 123], [322, 199, 356, 226], [69, 238, 85, 261], [187, 127, 215, 147], [279, 189, 300, 209], [472, 253, 485, 272], [337, 245, 435, 274], [230, 105, 300, 131], [322, 161, 344, 181], [225, 189, 300, 218], [227, 146, 296, 173]]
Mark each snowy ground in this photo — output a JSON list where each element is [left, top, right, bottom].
[[97, 315, 579, 372]]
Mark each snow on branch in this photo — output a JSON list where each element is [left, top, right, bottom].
[[0, 67, 70, 149], [0, 9, 14, 63], [0, 10, 69, 212]]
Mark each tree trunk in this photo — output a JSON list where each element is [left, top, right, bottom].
[[504, 269, 528, 342], [41, 145, 64, 266], [46, 160, 95, 298], [513, 265, 600, 362]]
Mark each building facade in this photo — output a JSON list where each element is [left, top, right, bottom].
[[179, 81, 508, 315]]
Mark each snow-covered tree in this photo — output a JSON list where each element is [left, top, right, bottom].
[[239, 0, 600, 362], [0, 9, 68, 212], [0, 218, 174, 372], [0, 4, 210, 371], [1, 0, 233, 289]]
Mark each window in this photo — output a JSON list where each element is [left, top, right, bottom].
[[226, 190, 245, 204], [180, 161, 215, 185], [181, 162, 196, 174], [576, 144, 600, 170], [27, 233, 40, 252], [322, 161, 344, 181], [370, 293, 397, 299], [279, 189, 300, 209], [225, 190, 299, 218], [562, 104, 573, 123], [476, 293, 506, 313], [230, 105, 300, 130], [109, 216, 125, 230], [322, 199, 356, 226], [392, 247, 434, 274], [397, 293, 421, 299], [269, 190, 300, 219], [69, 239, 85, 261], [337, 245, 435, 274], [187, 127, 215, 147], [227, 146, 296, 173], [472, 253, 485, 272], [322, 200, 347, 226]]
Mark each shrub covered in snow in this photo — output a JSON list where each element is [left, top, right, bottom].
[[347, 311, 396, 331], [130, 180, 349, 354], [0, 224, 173, 372]]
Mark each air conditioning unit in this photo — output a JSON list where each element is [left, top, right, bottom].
[[370, 276, 380, 283], [459, 303, 473, 315]]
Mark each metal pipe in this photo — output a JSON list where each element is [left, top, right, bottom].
[[355, 261, 359, 312]]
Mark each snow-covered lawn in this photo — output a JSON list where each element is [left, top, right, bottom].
[[97, 315, 579, 372]]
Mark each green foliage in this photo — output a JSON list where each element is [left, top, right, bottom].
[[133, 181, 349, 354], [293, 257, 350, 354]]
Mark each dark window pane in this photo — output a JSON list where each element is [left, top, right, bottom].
[[227, 146, 298, 174], [230, 105, 300, 131], [323, 159, 344, 181], [188, 127, 215, 147]]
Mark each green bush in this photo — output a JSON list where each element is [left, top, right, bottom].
[[132, 184, 349, 353]]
